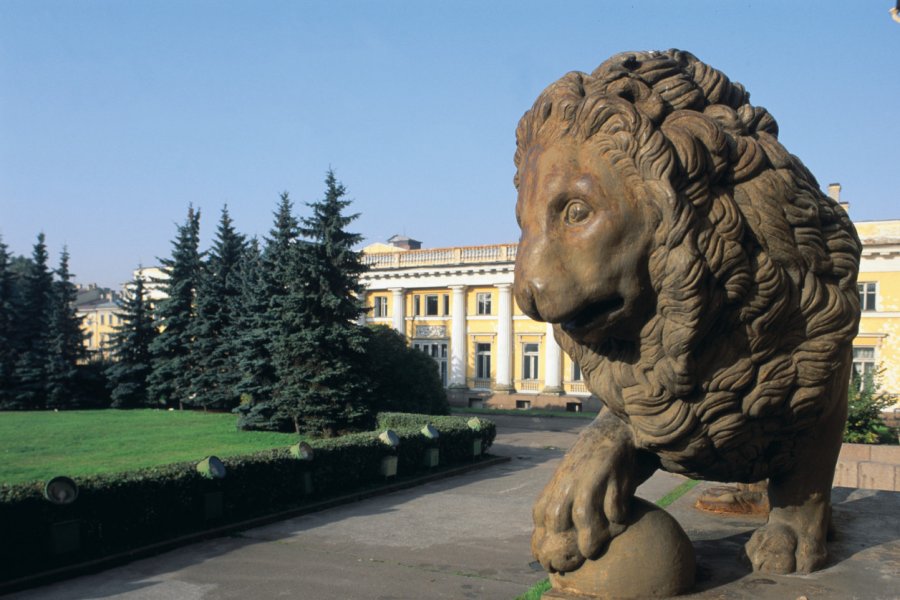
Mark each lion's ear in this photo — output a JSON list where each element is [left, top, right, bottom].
[[606, 78, 665, 125]]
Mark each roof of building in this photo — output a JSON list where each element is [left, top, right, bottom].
[[855, 219, 900, 245], [387, 234, 421, 245]]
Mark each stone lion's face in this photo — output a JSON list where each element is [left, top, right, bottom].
[[513, 139, 657, 346]]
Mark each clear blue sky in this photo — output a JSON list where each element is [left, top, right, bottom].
[[1, 1, 898, 288]]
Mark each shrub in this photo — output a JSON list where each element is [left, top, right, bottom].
[[845, 369, 898, 444], [378, 412, 497, 465], [365, 326, 450, 415], [0, 412, 495, 583]]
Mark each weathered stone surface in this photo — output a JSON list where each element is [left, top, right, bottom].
[[548, 499, 694, 599], [513, 49, 862, 595]]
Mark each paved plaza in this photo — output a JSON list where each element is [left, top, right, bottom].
[[5, 414, 898, 600]]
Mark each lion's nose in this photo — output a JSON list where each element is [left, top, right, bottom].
[[514, 277, 546, 322]]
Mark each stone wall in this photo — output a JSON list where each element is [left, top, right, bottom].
[[834, 443, 900, 491]]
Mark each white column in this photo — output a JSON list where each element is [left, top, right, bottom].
[[389, 288, 405, 336], [543, 322, 564, 394], [357, 290, 368, 326], [494, 283, 515, 392], [449, 285, 468, 389]]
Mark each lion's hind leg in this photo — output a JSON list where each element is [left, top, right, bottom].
[[744, 385, 847, 574]]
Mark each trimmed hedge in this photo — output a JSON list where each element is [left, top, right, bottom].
[[0, 412, 495, 584]]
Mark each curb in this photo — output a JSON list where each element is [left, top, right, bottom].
[[0, 455, 511, 596]]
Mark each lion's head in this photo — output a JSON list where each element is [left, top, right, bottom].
[[513, 50, 861, 480]]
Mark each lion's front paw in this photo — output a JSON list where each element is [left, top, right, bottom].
[[745, 522, 827, 574], [531, 433, 635, 573]]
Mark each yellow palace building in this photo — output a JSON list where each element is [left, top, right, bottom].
[[361, 235, 591, 411], [854, 218, 900, 404], [361, 193, 900, 413]]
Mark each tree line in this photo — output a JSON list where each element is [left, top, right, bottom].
[[0, 235, 88, 410], [1, 171, 448, 435]]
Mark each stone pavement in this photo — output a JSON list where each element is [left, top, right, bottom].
[[4, 414, 898, 600]]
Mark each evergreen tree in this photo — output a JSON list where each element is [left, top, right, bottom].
[[147, 207, 203, 408], [46, 247, 86, 409], [232, 238, 281, 426], [106, 274, 158, 408], [271, 170, 371, 435], [11, 233, 54, 409], [188, 206, 246, 410], [235, 194, 300, 430], [0, 237, 16, 408]]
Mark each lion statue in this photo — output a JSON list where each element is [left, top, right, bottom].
[[513, 50, 861, 576]]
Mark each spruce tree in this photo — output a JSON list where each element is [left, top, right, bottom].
[[11, 233, 54, 409], [189, 206, 246, 410], [106, 274, 158, 408], [0, 237, 16, 408], [46, 247, 86, 409], [235, 194, 300, 430], [232, 238, 282, 426], [271, 170, 371, 435], [147, 207, 203, 409]]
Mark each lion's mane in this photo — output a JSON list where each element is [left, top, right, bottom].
[[514, 50, 862, 481]]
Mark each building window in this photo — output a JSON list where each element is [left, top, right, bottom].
[[852, 346, 876, 383], [413, 341, 448, 386], [100, 314, 105, 325], [425, 294, 440, 316], [415, 293, 449, 317], [522, 343, 540, 380], [476, 343, 492, 379], [373, 296, 388, 318], [858, 282, 876, 311], [476, 292, 492, 315]]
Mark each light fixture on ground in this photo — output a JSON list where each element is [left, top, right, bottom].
[[421, 424, 440, 468], [196, 456, 226, 479], [290, 442, 315, 494], [378, 430, 399, 477], [467, 418, 484, 457], [44, 476, 79, 505]]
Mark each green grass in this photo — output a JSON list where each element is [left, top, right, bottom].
[[451, 406, 598, 419], [514, 477, 699, 600], [515, 578, 551, 600], [0, 409, 301, 485], [655, 478, 700, 508]]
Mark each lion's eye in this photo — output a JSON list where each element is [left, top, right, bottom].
[[564, 200, 591, 225]]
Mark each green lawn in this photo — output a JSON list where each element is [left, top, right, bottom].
[[0, 409, 301, 486]]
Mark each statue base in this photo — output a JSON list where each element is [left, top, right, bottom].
[[545, 498, 695, 599]]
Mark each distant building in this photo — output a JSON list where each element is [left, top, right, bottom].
[[75, 286, 120, 360], [74, 268, 166, 361], [360, 236, 592, 411], [130, 267, 169, 303], [853, 218, 900, 407]]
